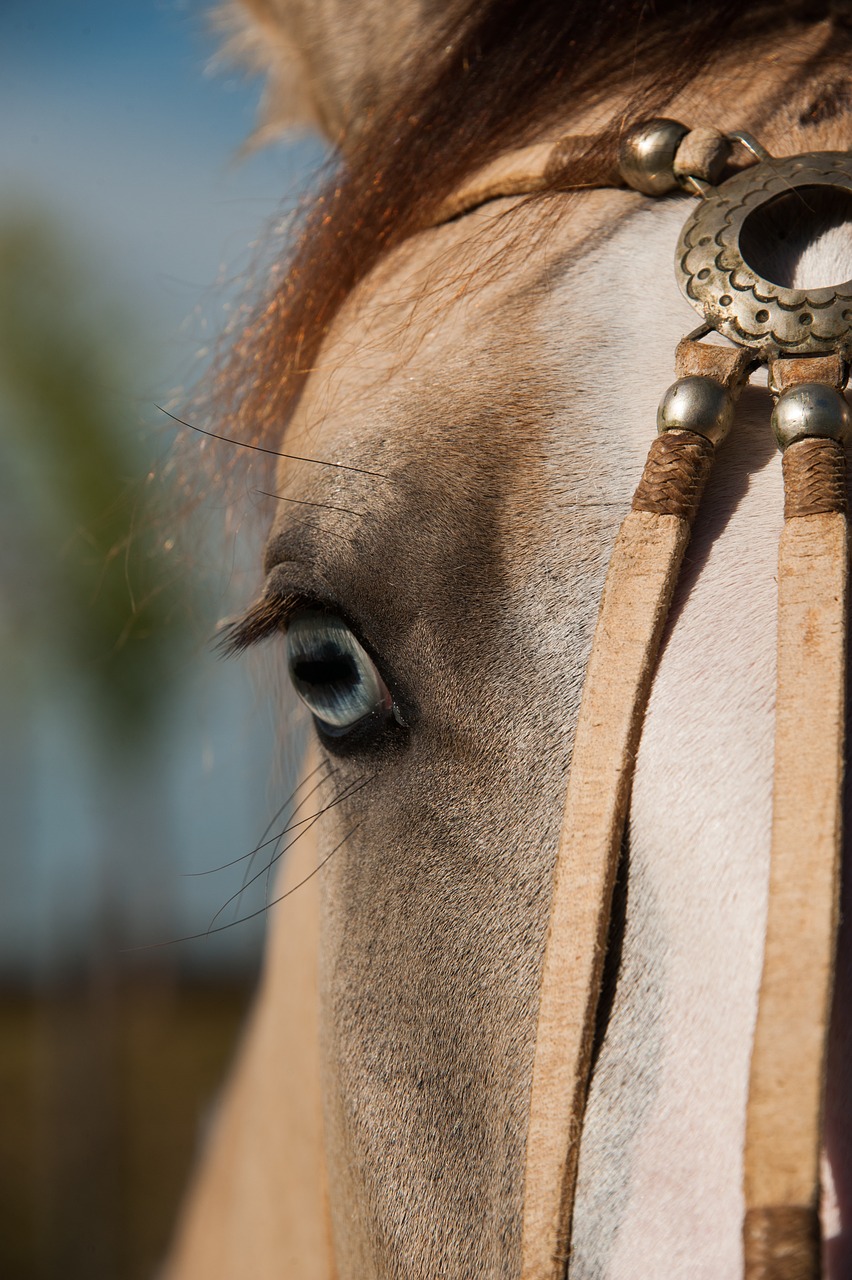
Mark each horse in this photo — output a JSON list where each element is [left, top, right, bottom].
[[166, 2, 852, 1276]]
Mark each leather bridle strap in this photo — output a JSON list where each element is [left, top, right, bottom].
[[521, 336, 753, 1279], [433, 135, 619, 223], [744, 356, 849, 1280]]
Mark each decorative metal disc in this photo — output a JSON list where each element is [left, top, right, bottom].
[[676, 151, 852, 356]]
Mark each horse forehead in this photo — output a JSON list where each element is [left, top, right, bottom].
[[286, 223, 552, 470], [278, 192, 685, 496], [277, 191, 694, 514]]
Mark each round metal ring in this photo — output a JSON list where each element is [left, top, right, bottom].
[[676, 151, 852, 356]]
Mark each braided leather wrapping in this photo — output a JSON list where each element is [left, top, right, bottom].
[[631, 430, 715, 521], [783, 438, 848, 520], [743, 1206, 820, 1280]]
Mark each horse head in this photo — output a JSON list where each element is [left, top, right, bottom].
[[170, 4, 852, 1276]]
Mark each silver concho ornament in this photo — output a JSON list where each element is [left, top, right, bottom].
[[676, 151, 852, 356]]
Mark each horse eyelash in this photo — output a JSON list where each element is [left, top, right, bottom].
[[216, 591, 300, 655]]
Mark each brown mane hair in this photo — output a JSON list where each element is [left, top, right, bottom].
[[205, 0, 852, 477]]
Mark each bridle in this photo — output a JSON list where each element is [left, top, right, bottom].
[[437, 121, 852, 1279]]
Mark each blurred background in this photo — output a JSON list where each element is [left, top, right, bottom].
[[0, 2, 324, 1274]]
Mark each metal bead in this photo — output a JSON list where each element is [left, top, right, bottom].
[[771, 383, 852, 450], [656, 376, 735, 445], [618, 118, 690, 196]]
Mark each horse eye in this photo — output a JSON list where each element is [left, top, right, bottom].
[[285, 610, 393, 736]]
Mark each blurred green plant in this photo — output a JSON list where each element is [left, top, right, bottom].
[[0, 212, 195, 747]]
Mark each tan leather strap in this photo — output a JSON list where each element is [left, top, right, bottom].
[[433, 136, 616, 224], [430, 123, 744, 227], [743, 424, 849, 1278], [521, 501, 694, 1278], [521, 340, 752, 1279]]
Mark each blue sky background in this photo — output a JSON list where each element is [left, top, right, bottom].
[[0, 0, 327, 974], [2, 0, 323, 385]]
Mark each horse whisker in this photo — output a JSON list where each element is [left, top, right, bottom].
[[269, 517, 352, 545], [254, 760, 329, 848], [263, 822, 361, 912], [155, 405, 388, 479], [184, 763, 336, 876], [253, 488, 362, 516], [240, 768, 334, 889], [205, 772, 374, 931], [154, 825, 363, 947], [260, 766, 350, 904]]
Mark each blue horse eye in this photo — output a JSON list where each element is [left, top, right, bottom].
[[285, 611, 392, 735]]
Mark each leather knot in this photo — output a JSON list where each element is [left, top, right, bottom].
[[783, 437, 848, 519], [743, 1206, 820, 1280], [632, 430, 715, 520]]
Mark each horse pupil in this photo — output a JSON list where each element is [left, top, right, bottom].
[[293, 652, 358, 689]]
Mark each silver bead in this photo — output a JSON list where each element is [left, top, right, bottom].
[[771, 383, 852, 450], [618, 118, 690, 196], [656, 376, 735, 445]]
